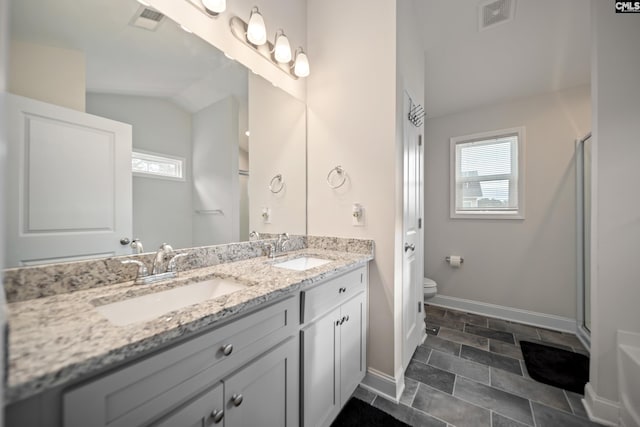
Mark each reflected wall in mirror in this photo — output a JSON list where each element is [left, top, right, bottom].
[[5, 0, 306, 268]]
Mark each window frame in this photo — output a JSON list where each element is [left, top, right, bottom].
[[449, 127, 525, 220], [132, 149, 186, 182]]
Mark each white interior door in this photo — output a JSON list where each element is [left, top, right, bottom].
[[402, 93, 424, 369], [6, 94, 132, 266]]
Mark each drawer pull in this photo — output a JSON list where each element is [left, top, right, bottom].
[[231, 393, 244, 407], [338, 287, 347, 294], [221, 344, 234, 356], [210, 409, 224, 423], [345, 315, 349, 322]]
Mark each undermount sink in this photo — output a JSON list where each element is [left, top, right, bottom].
[[273, 256, 332, 271], [95, 278, 247, 326]]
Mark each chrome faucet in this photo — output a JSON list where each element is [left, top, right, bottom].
[[152, 243, 174, 275], [277, 233, 290, 252], [121, 243, 189, 285], [264, 233, 290, 259], [249, 230, 261, 241]]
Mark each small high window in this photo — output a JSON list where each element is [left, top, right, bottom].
[[132, 150, 185, 181], [450, 127, 525, 219]]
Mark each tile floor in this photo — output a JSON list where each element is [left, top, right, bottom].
[[352, 305, 602, 427]]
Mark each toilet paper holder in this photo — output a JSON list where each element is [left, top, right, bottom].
[[445, 256, 464, 264]]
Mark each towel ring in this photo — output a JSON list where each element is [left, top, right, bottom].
[[269, 174, 285, 193], [326, 165, 347, 189]]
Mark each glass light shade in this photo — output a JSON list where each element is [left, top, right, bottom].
[[201, 0, 226, 14], [247, 8, 267, 46], [274, 32, 292, 63], [293, 49, 310, 77]]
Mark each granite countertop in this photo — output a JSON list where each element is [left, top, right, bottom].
[[5, 248, 372, 404]]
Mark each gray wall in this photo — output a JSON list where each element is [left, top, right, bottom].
[[192, 96, 239, 246], [588, 0, 640, 411], [424, 85, 590, 319], [87, 94, 193, 251]]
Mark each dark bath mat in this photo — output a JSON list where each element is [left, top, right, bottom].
[[520, 340, 589, 394], [331, 397, 411, 427]]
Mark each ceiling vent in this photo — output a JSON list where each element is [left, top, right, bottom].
[[479, 0, 516, 31], [130, 6, 166, 31]]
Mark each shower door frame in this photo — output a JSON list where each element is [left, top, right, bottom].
[[576, 133, 591, 351]]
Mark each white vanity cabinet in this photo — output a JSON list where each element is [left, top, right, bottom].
[[63, 296, 299, 427], [152, 338, 297, 427], [300, 266, 367, 427]]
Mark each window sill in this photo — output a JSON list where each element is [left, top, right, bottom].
[[450, 211, 524, 220]]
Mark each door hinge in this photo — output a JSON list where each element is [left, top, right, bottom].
[[418, 301, 422, 313], [418, 218, 422, 229]]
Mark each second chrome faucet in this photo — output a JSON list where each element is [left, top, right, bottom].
[[266, 233, 290, 259]]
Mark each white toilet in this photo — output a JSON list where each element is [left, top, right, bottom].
[[423, 277, 438, 299]]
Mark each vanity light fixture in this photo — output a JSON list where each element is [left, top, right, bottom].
[[201, 0, 226, 16], [273, 30, 292, 64], [293, 47, 310, 78], [246, 7, 267, 45], [229, 7, 310, 79]]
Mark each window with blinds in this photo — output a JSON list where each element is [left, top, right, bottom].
[[450, 127, 525, 219]]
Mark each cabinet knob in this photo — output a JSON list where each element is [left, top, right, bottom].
[[221, 344, 233, 356], [338, 287, 346, 294], [345, 315, 350, 322], [210, 409, 224, 423], [231, 393, 244, 407]]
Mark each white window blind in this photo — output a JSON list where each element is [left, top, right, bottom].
[[132, 151, 185, 181], [450, 128, 524, 219]]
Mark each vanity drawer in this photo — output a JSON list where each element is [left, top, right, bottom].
[[64, 296, 296, 427], [301, 266, 367, 323]]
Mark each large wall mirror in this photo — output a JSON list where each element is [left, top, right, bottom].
[[5, 0, 306, 268]]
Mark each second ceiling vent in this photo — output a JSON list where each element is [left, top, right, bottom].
[[479, 0, 516, 31]]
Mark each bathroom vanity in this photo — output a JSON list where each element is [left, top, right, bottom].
[[3, 238, 372, 427]]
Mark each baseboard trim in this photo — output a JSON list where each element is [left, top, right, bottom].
[[583, 382, 619, 426], [360, 368, 400, 403], [428, 295, 577, 333]]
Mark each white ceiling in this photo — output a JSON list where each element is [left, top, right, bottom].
[[9, 0, 248, 113], [414, 0, 591, 118]]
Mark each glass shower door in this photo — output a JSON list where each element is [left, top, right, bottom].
[[577, 134, 592, 345]]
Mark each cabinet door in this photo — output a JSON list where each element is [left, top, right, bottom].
[[301, 307, 340, 427], [339, 293, 366, 407], [224, 337, 298, 427], [152, 383, 224, 427]]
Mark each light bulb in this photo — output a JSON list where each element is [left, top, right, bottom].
[[201, 0, 226, 15], [293, 48, 310, 77], [246, 7, 267, 46], [274, 30, 292, 64]]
